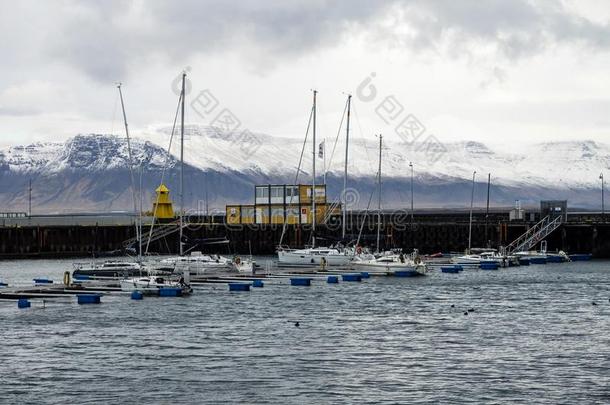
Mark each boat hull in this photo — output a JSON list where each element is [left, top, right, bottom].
[[277, 250, 352, 266], [352, 261, 427, 276], [120, 279, 192, 295]]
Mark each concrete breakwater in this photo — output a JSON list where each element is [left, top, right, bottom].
[[0, 211, 608, 258]]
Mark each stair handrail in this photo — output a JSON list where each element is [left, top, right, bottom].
[[505, 215, 563, 254]]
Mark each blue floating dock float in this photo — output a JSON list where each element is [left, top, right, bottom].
[[159, 287, 183, 297], [33, 278, 53, 284], [518, 258, 530, 266], [342, 274, 362, 282], [17, 298, 31, 309], [0, 281, 8, 287], [290, 278, 312, 286], [77, 294, 101, 305], [229, 283, 251, 292], [441, 266, 461, 274], [327, 276, 339, 284], [569, 253, 592, 261], [252, 279, 264, 288], [360, 272, 371, 279], [394, 270, 419, 277], [530, 257, 547, 265], [480, 263, 499, 270], [131, 291, 143, 300]]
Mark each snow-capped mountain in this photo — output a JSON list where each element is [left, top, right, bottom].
[[0, 126, 607, 213]]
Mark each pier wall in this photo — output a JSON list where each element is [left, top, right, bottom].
[[1, 213, 609, 258]]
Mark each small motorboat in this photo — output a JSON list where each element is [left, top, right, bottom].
[[120, 275, 192, 295], [452, 252, 502, 266], [514, 241, 569, 264]]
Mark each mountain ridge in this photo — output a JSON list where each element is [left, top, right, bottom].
[[0, 126, 607, 212]]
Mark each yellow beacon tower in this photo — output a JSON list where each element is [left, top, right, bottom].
[[152, 184, 175, 219]]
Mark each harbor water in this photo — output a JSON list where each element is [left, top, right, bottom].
[[1, 258, 609, 404]]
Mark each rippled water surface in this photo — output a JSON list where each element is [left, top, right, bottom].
[[1, 258, 609, 404]]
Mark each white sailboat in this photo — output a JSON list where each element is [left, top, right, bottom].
[[353, 251, 427, 275], [158, 252, 255, 274], [118, 74, 193, 294], [277, 92, 364, 267], [120, 275, 192, 295], [348, 136, 428, 276], [73, 260, 144, 278], [278, 246, 353, 266]]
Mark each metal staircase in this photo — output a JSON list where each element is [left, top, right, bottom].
[[505, 215, 564, 254]]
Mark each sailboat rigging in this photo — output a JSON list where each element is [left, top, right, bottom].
[[117, 83, 141, 263]]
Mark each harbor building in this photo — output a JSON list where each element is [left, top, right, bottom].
[[226, 184, 340, 225]]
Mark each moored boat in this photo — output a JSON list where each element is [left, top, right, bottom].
[[277, 246, 354, 267], [73, 260, 149, 278], [352, 252, 427, 276], [157, 252, 255, 274], [568, 253, 592, 261], [120, 275, 192, 295]]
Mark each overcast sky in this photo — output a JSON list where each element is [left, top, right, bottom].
[[1, 0, 610, 149]]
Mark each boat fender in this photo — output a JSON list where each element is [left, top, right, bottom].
[[63, 271, 70, 286]]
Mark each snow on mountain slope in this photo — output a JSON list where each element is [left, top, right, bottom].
[[138, 125, 610, 189], [2, 126, 608, 188], [0, 126, 608, 212], [0, 134, 176, 174]]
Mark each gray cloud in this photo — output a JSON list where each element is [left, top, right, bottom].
[[381, 0, 610, 59], [2, 0, 610, 83], [0, 106, 42, 117]]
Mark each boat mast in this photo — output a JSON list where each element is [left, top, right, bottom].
[[139, 164, 143, 261], [485, 173, 490, 247], [117, 83, 141, 262], [342, 94, 351, 240], [468, 170, 476, 254], [376, 134, 382, 253], [312, 90, 317, 247], [179, 72, 186, 256]]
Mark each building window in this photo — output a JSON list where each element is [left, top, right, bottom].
[[256, 187, 269, 199], [270, 186, 283, 198], [286, 186, 299, 200]]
